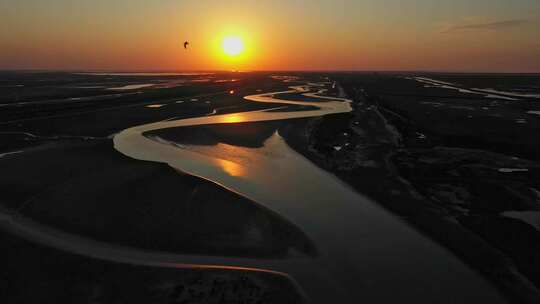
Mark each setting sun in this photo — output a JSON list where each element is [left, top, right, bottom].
[[222, 36, 244, 56]]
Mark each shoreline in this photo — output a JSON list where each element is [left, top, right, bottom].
[[278, 80, 540, 303]]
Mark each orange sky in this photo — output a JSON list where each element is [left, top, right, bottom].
[[1, 0, 539, 72]]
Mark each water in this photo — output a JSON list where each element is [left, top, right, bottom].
[[412, 77, 519, 101], [108, 83, 155, 90], [113, 82, 506, 303]]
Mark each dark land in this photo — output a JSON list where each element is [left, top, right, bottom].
[[1, 71, 540, 303], [0, 71, 311, 303], [0, 229, 304, 304], [283, 73, 540, 303]]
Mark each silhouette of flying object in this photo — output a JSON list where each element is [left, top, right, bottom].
[[184, 41, 189, 49]]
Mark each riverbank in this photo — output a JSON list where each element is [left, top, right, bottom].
[[0, 138, 316, 258], [279, 75, 540, 304], [0, 228, 305, 303]]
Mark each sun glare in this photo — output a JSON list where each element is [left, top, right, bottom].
[[222, 36, 244, 56]]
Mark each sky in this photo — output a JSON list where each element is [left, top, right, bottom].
[[1, 0, 539, 72]]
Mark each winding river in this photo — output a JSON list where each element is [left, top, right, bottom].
[[112, 81, 507, 303]]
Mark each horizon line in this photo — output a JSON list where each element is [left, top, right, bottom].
[[1, 68, 540, 75]]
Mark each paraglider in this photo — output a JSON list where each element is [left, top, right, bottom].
[[183, 41, 189, 49]]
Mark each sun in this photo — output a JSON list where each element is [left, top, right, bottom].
[[222, 36, 244, 56]]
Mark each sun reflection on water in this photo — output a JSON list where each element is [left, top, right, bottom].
[[215, 158, 246, 177], [219, 113, 248, 124]]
